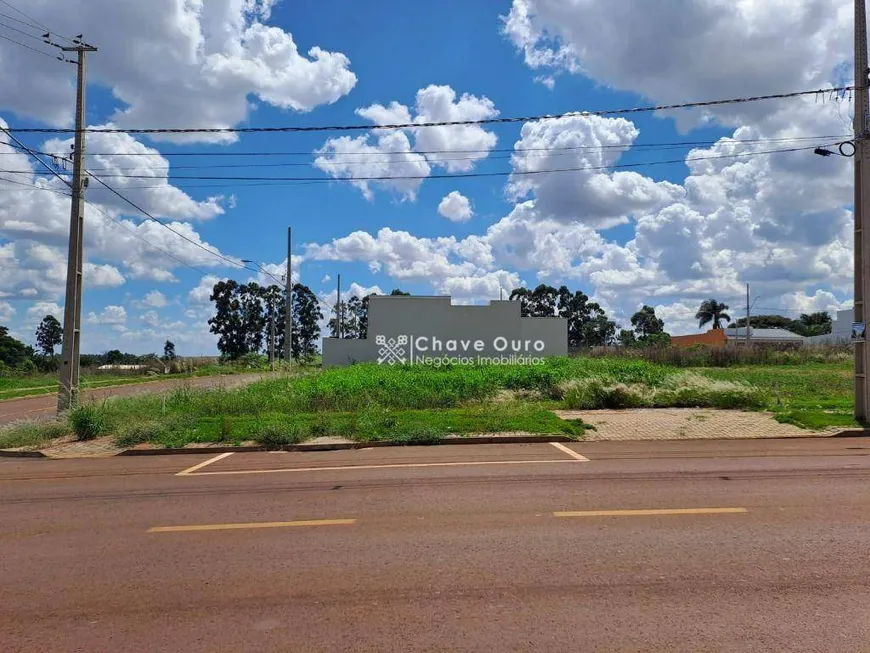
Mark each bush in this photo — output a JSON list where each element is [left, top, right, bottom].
[[67, 404, 108, 441], [254, 422, 304, 449], [391, 426, 443, 446], [558, 372, 765, 410]]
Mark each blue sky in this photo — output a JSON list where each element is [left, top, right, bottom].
[[0, 0, 857, 353]]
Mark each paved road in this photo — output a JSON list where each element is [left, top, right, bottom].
[[2, 437, 869, 652], [0, 373, 267, 425]]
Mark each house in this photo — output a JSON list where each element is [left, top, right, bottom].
[[671, 327, 805, 348], [724, 327, 806, 345]]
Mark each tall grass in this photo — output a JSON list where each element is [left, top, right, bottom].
[[587, 344, 852, 367]]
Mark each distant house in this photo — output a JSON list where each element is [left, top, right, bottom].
[[723, 327, 805, 345], [671, 327, 805, 348], [96, 364, 146, 371]]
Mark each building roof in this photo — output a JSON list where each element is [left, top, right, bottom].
[[725, 327, 805, 341]]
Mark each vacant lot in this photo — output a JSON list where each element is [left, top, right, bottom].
[[6, 356, 846, 451]]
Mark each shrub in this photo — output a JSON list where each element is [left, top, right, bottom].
[[391, 426, 443, 446], [115, 421, 158, 448], [255, 423, 304, 450], [67, 404, 108, 441], [558, 372, 765, 410]]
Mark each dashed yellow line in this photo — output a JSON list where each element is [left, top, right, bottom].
[[554, 507, 748, 518], [148, 518, 356, 533]]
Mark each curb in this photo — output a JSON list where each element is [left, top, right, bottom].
[[0, 449, 47, 458], [118, 434, 577, 455], [2, 434, 578, 458], [830, 429, 870, 438]]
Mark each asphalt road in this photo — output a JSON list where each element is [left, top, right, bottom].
[[0, 373, 267, 425], [2, 437, 869, 652]]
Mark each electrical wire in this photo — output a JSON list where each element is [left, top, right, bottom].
[[0, 142, 835, 183], [0, 173, 214, 275], [0, 31, 63, 61], [31, 135, 849, 172], [0, 0, 76, 44], [3, 86, 855, 135], [82, 168, 260, 274], [4, 134, 850, 159], [0, 127, 265, 276]]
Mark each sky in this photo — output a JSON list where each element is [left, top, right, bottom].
[[0, 0, 858, 354]]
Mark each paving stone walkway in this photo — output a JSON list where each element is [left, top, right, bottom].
[[555, 408, 837, 441]]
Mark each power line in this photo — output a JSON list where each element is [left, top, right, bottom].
[[1, 142, 834, 183], [3, 86, 855, 135], [82, 199, 212, 276], [82, 168, 260, 274], [6, 134, 850, 159], [0, 31, 65, 61], [0, 0, 75, 44], [23, 135, 846, 172], [1, 125, 265, 277], [0, 19, 49, 42]]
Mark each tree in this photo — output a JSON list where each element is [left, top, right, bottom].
[[328, 297, 361, 339], [105, 349, 124, 364], [359, 294, 373, 338], [0, 326, 32, 368], [556, 286, 616, 347], [618, 329, 637, 348], [730, 314, 795, 331], [209, 280, 247, 359], [163, 340, 176, 362], [389, 288, 410, 296], [291, 283, 322, 360], [510, 285, 559, 317], [797, 311, 832, 336], [631, 305, 665, 341], [35, 315, 62, 356], [695, 299, 731, 330]]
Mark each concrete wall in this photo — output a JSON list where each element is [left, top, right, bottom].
[[323, 296, 567, 367]]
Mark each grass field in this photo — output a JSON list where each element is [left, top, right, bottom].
[[699, 362, 856, 429], [0, 358, 857, 451]]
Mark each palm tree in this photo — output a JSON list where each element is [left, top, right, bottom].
[[695, 298, 731, 330]]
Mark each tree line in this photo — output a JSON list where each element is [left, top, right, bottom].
[[325, 284, 671, 348], [208, 280, 322, 360]]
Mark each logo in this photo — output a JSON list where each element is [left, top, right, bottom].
[[376, 335, 408, 364], [373, 334, 547, 366]]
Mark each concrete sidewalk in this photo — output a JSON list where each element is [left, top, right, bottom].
[[555, 408, 836, 441]]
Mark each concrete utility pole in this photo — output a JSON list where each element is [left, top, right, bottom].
[[284, 227, 293, 361], [746, 283, 751, 346], [58, 41, 97, 413], [855, 0, 870, 422]]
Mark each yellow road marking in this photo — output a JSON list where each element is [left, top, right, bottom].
[[148, 518, 356, 533], [176, 452, 235, 476], [554, 507, 748, 518], [549, 442, 589, 461], [190, 458, 579, 476]]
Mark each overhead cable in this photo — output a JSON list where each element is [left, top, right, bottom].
[[3, 86, 855, 135]]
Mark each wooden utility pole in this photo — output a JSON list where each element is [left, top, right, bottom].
[[284, 227, 293, 361], [58, 41, 97, 413], [855, 0, 870, 422]]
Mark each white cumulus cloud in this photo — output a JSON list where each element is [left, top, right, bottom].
[[438, 191, 474, 222]]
